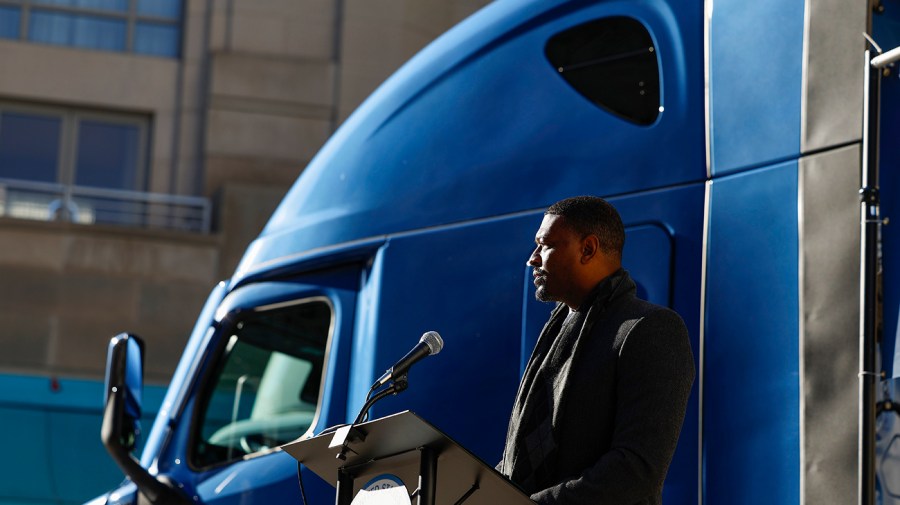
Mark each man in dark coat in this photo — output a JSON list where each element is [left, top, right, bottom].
[[498, 196, 695, 504]]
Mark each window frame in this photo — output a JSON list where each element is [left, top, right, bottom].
[[186, 295, 337, 471], [544, 15, 662, 125], [0, 0, 183, 57], [0, 100, 150, 192]]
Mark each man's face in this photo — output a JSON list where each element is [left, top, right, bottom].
[[528, 214, 584, 305]]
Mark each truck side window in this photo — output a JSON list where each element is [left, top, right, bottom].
[[190, 298, 332, 468], [545, 16, 660, 125]]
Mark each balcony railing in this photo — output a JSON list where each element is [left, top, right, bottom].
[[0, 178, 211, 233]]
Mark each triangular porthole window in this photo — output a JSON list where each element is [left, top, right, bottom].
[[545, 17, 660, 125]]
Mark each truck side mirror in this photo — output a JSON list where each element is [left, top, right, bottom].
[[101, 333, 189, 505], [103, 333, 144, 452]]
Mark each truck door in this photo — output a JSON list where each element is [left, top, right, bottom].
[[157, 265, 359, 505]]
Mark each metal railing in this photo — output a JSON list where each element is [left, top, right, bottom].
[[0, 178, 211, 233]]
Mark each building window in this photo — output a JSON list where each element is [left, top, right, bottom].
[[0, 103, 147, 223], [0, 0, 183, 58], [0, 103, 149, 191], [0, 103, 210, 232]]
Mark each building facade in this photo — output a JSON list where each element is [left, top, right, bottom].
[[0, 0, 488, 503], [0, 0, 489, 381]]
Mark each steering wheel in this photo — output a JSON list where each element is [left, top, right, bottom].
[[239, 433, 268, 454]]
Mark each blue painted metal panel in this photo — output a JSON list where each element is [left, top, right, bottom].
[[876, 378, 900, 503], [50, 411, 127, 500], [0, 374, 165, 505], [708, 0, 805, 175], [363, 215, 533, 460], [866, 12, 900, 499], [704, 161, 800, 503], [0, 407, 54, 501], [347, 247, 387, 417], [236, 0, 705, 275], [873, 8, 900, 377], [361, 182, 704, 504]]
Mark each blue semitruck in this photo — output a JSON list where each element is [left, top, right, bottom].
[[70, 1, 900, 505]]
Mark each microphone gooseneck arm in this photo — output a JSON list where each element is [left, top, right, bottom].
[[358, 331, 442, 421], [322, 331, 444, 459], [354, 376, 408, 425]]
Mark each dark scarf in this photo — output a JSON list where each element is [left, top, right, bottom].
[[500, 269, 629, 493]]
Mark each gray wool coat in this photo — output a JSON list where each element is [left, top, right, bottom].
[[502, 269, 695, 505]]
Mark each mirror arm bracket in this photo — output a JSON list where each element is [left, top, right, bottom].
[[102, 333, 191, 505]]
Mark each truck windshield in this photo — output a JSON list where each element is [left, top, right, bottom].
[[190, 298, 332, 468]]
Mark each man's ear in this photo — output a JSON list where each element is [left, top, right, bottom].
[[581, 235, 600, 264]]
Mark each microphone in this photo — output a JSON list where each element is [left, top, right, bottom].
[[374, 331, 444, 386]]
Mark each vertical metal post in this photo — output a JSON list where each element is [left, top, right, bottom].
[[417, 447, 437, 505], [336, 468, 354, 505], [859, 47, 882, 505]]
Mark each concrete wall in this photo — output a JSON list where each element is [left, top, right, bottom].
[[0, 0, 491, 383], [0, 40, 188, 195], [0, 219, 219, 383]]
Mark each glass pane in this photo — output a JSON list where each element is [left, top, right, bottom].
[[30, 11, 126, 51], [545, 17, 661, 125], [32, 0, 128, 13], [74, 119, 141, 190], [0, 7, 20, 39], [0, 111, 61, 183], [137, 0, 181, 20], [134, 22, 179, 57], [192, 300, 331, 468]]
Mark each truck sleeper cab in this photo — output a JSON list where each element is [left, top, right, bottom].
[[93, 0, 706, 502], [91, 0, 900, 503]]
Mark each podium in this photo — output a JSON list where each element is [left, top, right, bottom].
[[281, 411, 533, 505]]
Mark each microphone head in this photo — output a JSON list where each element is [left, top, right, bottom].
[[420, 331, 444, 355]]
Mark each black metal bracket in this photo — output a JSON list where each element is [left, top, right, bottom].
[[878, 399, 900, 417], [861, 186, 881, 204]]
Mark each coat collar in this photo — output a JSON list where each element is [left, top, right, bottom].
[[546, 268, 635, 325]]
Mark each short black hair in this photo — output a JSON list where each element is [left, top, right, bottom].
[[546, 196, 625, 257]]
